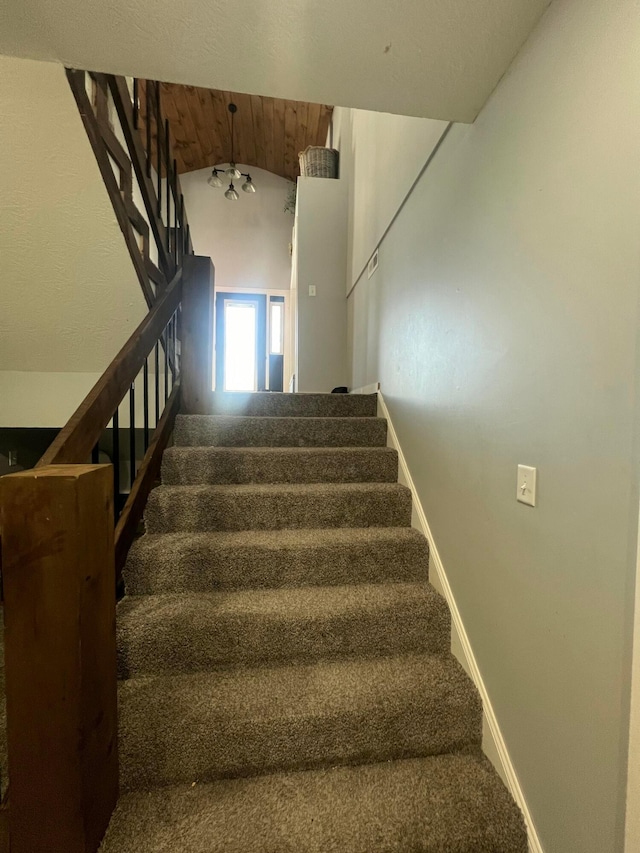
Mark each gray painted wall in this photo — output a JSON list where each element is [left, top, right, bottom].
[[346, 0, 640, 850]]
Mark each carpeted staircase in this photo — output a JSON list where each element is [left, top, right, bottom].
[[101, 391, 527, 852]]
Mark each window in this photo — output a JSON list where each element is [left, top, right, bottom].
[[224, 300, 257, 391], [270, 302, 284, 355]]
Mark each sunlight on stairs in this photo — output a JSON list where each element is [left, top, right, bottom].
[[101, 392, 526, 852]]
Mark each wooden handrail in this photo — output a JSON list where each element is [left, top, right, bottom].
[[37, 270, 182, 468]]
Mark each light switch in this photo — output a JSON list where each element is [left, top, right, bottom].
[[517, 465, 537, 507], [308, 285, 317, 297]]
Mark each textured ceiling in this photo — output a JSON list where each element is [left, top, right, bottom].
[[0, 0, 553, 122], [140, 82, 333, 180], [0, 55, 147, 373]]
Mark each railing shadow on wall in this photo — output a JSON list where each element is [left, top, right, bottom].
[[0, 70, 214, 853]]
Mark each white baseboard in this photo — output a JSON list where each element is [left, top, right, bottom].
[[349, 382, 380, 395], [377, 389, 543, 853]]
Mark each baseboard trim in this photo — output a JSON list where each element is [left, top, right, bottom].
[[377, 389, 543, 853], [349, 382, 380, 395]]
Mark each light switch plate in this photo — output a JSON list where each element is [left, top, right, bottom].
[[308, 285, 317, 297], [517, 465, 537, 506]]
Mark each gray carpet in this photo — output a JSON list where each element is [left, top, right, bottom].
[[109, 391, 527, 851], [101, 754, 526, 853], [124, 527, 431, 594], [145, 482, 413, 533], [174, 414, 388, 447], [162, 445, 399, 484], [117, 582, 451, 677], [207, 391, 378, 418]]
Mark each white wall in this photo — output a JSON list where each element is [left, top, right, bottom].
[[344, 0, 640, 851], [330, 108, 448, 290], [0, 56, 146, 374], [294, 176, 348, 392], [180, 165, 293, 293], [0, 370, 168, 428], [0, 55, 148, 427]]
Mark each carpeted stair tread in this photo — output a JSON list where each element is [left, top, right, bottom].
[[145, 482, 413, 533], [116, 582, 450, 677], [100, 753, 527, 853], [207, 391, 378, 418], [174, 415, 387, 448], [124, 527, 430, 594], [118, 652, 482, 791], [112, 390, 525, 848], [162, 446, 399, 485]]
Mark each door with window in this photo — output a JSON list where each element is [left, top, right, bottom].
[[215, 292, 287, 392], [215, 292, 267, 391]]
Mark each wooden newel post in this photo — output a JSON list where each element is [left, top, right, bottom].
[[181, 254, 215, 414], [0, 465, 118, 853]]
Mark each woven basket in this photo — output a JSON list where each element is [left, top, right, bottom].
[[299, 146, 339, 178]]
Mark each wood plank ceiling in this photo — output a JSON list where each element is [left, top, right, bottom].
[[139, 82, 333, 181]]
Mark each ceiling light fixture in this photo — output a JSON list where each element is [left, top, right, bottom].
[[207, 103, 256, 200]]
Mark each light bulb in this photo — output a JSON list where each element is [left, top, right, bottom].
[[225, 164, 241, 180], [207, 169, 223, 188], [225, 183, 239, 201], [242, 176, 256, 193]]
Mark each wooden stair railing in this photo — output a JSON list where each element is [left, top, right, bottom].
[[67, 69, 194, 307], [0, 66, 215, 853]]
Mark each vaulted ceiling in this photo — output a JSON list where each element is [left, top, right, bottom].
[[140, 82, 333, 181]]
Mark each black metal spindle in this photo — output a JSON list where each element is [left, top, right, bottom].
[[113, 407, 120, 519], [173, 312, 178, 379], [143, 357, 150, 451], [133, 78, 139, 130], [156, 83, 162, 218], [91, 442, 100, 464], [179, 193, 185, 265], [154, 341, 160, 425], [165, 120, 171, 251], [145, 82, 152, 178], [129, 382, 136, 488], [164, 326, 169, 404], [186, 224, 191, 256], [173, 159, 178, 259]]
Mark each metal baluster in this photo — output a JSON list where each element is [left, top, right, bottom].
[[164, 326, 169, 404], [143, 357, 150, 452], [165, 120, 171, 252], [113, 407, 120, 520], [173, 312, 178, 379], [173, 159, 178, 260], [145, 81, 151, 179], [154, 341, 160, 425], [133, 78, 139, 130], [156, 82, 162, 219], [91, 442, 100, 464], [129, 382, 136, 489], [167, 316, 173, 386], [186, 224, 191, 256], [179, 193, 185, 266]]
